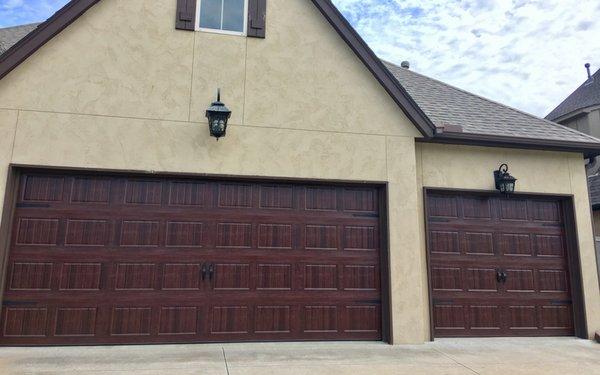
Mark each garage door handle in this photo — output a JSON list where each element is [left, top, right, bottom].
[[208, 264, 214, 281], [201, 264, 207, 281], [496, 270, 508, 283]]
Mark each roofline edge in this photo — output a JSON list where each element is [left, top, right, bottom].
[[417, 132, 600, 158], [0, 0, 101, 81], [310, 0, 436, 138]]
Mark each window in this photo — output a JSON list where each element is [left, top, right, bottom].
[[198, 0, 248, 34]]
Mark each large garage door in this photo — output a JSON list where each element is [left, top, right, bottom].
[[0, 171, 385, 345], [426, 191, 576, 337]]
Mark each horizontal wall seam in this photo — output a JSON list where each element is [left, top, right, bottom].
[[0, 107, 418, 139]]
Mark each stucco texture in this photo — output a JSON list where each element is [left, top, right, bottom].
[[0, 0, 597, 344]]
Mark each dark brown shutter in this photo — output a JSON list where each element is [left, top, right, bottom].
[[247, 0, 266, 38], [176, 0, 197, 31]]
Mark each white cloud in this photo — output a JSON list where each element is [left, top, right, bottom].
[[332, 0, 600, 117]]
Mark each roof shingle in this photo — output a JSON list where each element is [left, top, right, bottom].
[[546, 68, 600, 121], [384, 61, 600, 145], [589, 174, 600, 208], [0, 23, 40, 55]]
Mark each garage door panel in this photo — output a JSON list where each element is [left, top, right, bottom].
[[1, 171, 383, 345], [466, 268, 499, 292], [427, 192, 574, 337]]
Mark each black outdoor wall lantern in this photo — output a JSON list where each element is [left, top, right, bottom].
[[494, 164, 517, 194], [205, 89, 231, 140]]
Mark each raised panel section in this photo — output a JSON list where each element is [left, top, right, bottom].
[[22, 175, 64, 202], [465, 232, 494, 255], [166, 222, 203, 247], [16, 218, 59, 245], [255, 306, 291, 333], [211, 307, 248, 334], [258, 224, 292, 249], [305, 187, 337, 211], [55, 308, 97, 336], [124, 179, 162, 205], [498, 233, 531, 256], [531, 201, 561, 223], [70, 177, 111, 203], [428, 195, 458, 218], [538, 270, 568, 292], [541, 306, 573, 329], [343, 188, 377, 212], [10, 262, 52, 290], [499, 199, 528, 221], [469, 305, 501, 330], [65, 220, 108, 246], [162, 264, 201, 290], [343, 265, 376, 290], [110, 308, 152, 336], [218, 184, 253, 208], [466, 268, 498, 292], [168, 181, 206, 206], [159, 307, 198, 335], [59, 263, 102, 290], [505, 269, 535, 292], [3, 308, 48, 337], [257, 264, 291, 290], [305, 225, 338, 250], [304, 306, 337, 333], [344, 226, 377, 251], [214, 264, 250, 290], [433, 305, 465, 330], [260, 185, 293, 209], [115, 264, 156, 290], [345, 306, 379, 333], [304, 265, 338, 290], [508, 306, 537, 330], [216, 223, 252, 248], [535, 235, 564, 258], [431, 267, 462, 292], [462, 197, 491, 219], [429, 231, 459, 254], [120, 221, 160, 247]]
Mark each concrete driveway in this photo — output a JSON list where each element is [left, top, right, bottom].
[[0, 337, 598, 374]]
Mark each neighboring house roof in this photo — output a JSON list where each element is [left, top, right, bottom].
[[546, 68, 600, 122], [384, 61, 600, 145], [1, 0, 600, 156], [0, 23, 40, 54], [588, 174, 600, 209]]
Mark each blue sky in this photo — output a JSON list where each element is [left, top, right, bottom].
[[1, 0, 599, 117], [0, 0, 69, 27]]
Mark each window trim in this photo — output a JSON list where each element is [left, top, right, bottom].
[[195, 0, 249, 36]]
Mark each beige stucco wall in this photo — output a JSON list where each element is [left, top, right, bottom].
[[0, 0, 597, 343], [0, 0, 424, 344], [416, 143, 600, 339]]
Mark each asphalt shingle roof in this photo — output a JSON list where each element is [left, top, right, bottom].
[[546, 68, 600, 121], [589, 174, 600, 208], [0, 23, 40, 55], [384, 61, 600, 145]]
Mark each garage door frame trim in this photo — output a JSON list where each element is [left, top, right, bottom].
[[423, 187, 588, 340]]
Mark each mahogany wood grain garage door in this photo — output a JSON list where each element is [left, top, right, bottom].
[[426, 191, 576, 337], [0, 171, 385, 345]]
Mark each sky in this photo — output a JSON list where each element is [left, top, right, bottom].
[[1, 0, 599, 118]]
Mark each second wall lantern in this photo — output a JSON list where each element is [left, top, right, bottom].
[[494, 164, 517, 194]]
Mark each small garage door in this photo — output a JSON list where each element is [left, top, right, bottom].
[[426, 191, 576, 337], [0, 171, 385, 345]]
